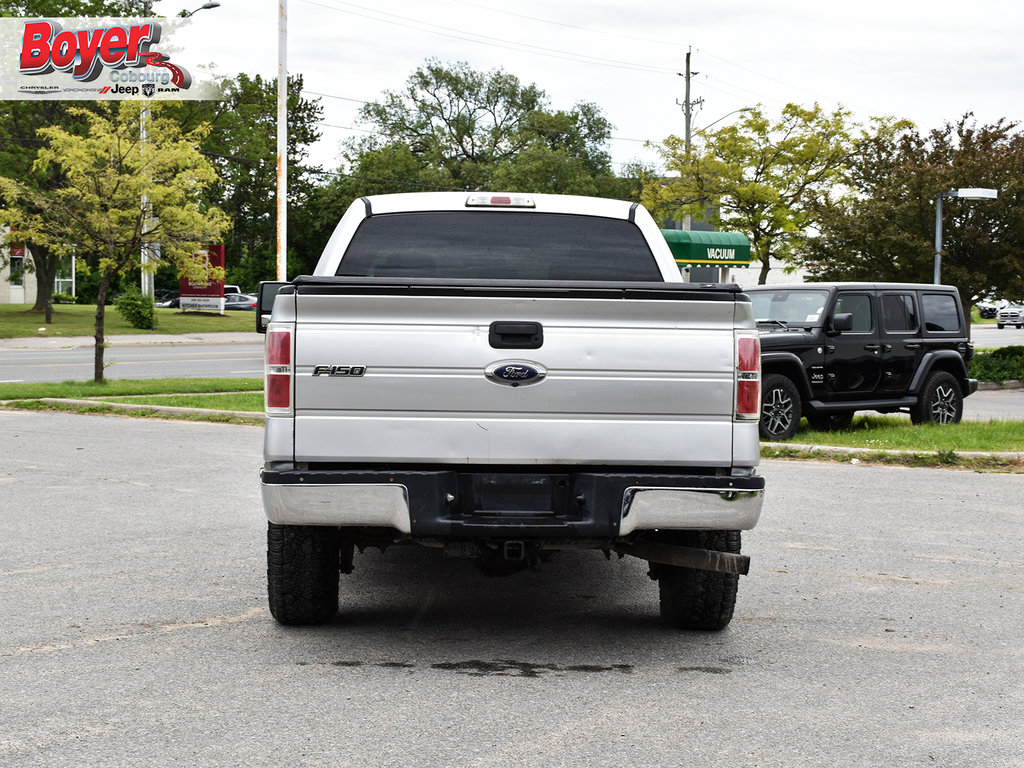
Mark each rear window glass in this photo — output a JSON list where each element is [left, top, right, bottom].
[[336, 211, 662, 281], [922, 293, 961, 332]]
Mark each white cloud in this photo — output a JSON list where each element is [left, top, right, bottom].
[[168, 0, 1024, 172]]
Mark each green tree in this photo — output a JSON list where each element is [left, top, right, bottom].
[[0, 102, 83, 318], [802, 116, 1024, 309], [161, 74, 322, 288], [0, 101, 228, 381], [350, 59, 617, 196], [0, 0, 137, 313], [356, 59, 546, 190], [642, 104, 855, 284], [0, 0, 134, 14]]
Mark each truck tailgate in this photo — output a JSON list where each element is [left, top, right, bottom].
[[286, 285, 743, 467]]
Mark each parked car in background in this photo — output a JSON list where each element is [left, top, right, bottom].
[[975, 299, 998, 319], [996, 304, 1024, 328], [746, 282, 977, 440], [223, 293, 257, 310]]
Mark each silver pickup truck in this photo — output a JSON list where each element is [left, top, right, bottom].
[[257, 192, 765, 630]]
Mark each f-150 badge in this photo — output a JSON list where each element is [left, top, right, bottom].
[[485, 361, 546, 387], [312, 365, 366, 377]]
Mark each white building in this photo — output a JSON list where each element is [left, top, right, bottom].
[[1, 235, 37, 306]]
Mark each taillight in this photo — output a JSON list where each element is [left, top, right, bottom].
[[265, 326, 292, 414], [735, 332, 760, 420]]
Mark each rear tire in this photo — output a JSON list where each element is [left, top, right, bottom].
[[910, 371, 963, 426], [760, 374, 801, 440], [654, 530, 741, 631], [267, 523, 341, 625]]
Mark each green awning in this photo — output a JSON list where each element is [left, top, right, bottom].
[[661, 229, 751, 267]]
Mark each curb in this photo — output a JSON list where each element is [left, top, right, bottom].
[[977, 380, 1024, 390], [762, 441, 1024, 461], [0, 332, 261, 350], [36, 397, 264, 422]]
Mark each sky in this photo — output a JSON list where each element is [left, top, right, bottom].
[[158, 0, 1024, 175]]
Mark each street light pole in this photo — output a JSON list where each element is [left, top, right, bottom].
[[698, 106, 754, 134], [277, 0, 288, 281], [139, 0, 153, 299], [933, 187, 998, 284], [933, 192, 945, 285]]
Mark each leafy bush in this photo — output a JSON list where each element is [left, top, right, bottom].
[[51, 292, 76, 304], [971, 346, 1024, 383], [114, 289, 157, 330]]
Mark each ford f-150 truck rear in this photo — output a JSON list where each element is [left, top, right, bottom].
[[258, 191, 765, 630]]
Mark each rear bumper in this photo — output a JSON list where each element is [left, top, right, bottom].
[[261, 466, 765, 539]]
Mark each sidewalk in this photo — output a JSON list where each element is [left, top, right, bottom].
[[0, 332, 262, 349]]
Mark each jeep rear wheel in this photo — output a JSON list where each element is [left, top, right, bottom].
[[653, 530, 741, 631], [910, 371, 963, 426], [760, 374, 801, 440], [267, 523, 341, 625]]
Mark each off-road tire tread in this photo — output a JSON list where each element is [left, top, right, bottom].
[[267, 522, 341, 625], [909, 370, 963, 426], [656, 530, 741, 631]]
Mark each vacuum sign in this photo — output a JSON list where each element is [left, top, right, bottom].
[[660, 229, 752, 268], [0, 17, 222, 100]]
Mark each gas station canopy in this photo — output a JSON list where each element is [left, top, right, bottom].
[[661, 229, 751, 268]]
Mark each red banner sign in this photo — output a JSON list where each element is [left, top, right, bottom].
[[179, 245, 225, 312]]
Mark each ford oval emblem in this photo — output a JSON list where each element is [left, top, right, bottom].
[[485, 360, 547, 387]]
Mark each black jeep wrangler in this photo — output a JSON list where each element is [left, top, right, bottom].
[[746, 283, 977, 440]]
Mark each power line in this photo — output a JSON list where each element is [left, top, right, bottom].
[[446, 0, 688, 50], [297, 0, 678, 75]]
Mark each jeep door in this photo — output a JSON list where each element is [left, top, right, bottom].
[[878, 290, 923, 393], [824, 291, 882, 396]]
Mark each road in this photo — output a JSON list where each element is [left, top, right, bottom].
[[1, 410, 1021, 766], [971, 322, 1024, 347], [0, 335, 264, 383]]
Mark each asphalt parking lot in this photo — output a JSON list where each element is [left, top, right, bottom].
[[1, 410, 1022, 767]]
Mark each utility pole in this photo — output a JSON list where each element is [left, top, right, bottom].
[[676, 48, 703, 231], [139, 0, 154, 299]]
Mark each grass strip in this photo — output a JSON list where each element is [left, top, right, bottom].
[[0, 377, 262, 401], [99, 392, 264, 411], [761, 445, 1023, 472], [6, 398, 264, 425], [790, 415, 1024, 453], [0, 304, 255, 338]]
